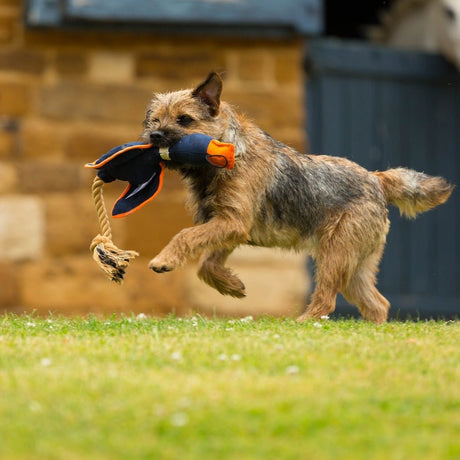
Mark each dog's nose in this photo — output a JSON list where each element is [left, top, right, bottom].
[[149, 131, 164, 143]]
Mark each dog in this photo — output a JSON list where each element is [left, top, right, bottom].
[[142, 72, 454, 323]]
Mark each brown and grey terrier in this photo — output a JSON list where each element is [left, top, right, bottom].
[[142, 72, 453, 323]]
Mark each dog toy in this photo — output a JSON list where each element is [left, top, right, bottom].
[[85, 133, 235, 283]]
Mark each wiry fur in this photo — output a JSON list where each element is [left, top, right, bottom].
[[374, 167, 454, 218], [142, 73, 454, 323]]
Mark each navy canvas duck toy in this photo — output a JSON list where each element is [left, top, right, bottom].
[[85, 133, 235, 282]]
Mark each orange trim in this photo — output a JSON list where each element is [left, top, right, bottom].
[[85, 143, 154, 169], [207, 155, 228, 168], [206, 140, 235, 169], [111, 162, 165, 218]]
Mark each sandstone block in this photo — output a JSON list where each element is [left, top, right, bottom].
[[17, 160, 83, 193], [122, 190, 193, 257], [0, 129, 14, 157], [89, 51, 134, 83], [0, 15, 16, 44], [43, 192, 100, 256], [0, 262, 19, 307], [236, 49, 270, 83], [185, 246, 310, 318], [39, 82, 152, 124], [0, 1, 21, 9], [21, 118, 65, 159], [224, 88, 303, 133], [0, 195, 44, 261], [136, 46, 225, 81], [55, 52, 88, 76], [273, 127, 307, 153], [0, 161, 17, 193], [19, 256, 189, 316], [273, 47, 303, 86], [65, 124, 140, 162], [0, 48, 46, 74], [0, 81, 31, 116]]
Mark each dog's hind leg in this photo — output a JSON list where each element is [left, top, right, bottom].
[[297, 215, 358, 322], [297, 242, 349, 322], [341, 245, 390, 324], [197, 248, 246, 298], [296, 256, 341, 322]]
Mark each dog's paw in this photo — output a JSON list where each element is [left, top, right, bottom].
[[148, 256, 177, 273], [296, 312, 310, 323], [218, 280, 246, 298], [149, 263, 173, 273], [296, 308, 332, 323]]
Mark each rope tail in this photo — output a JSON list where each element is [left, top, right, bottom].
[[90, 177, 139, 283]]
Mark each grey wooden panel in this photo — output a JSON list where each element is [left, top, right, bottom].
[[305, 39, 460, 318], [26, 0, 323, 36]]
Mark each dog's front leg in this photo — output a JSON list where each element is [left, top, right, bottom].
[[148, 218, 248, 273]]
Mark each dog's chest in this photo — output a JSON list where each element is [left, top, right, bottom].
[[182, 167, 221, 223]]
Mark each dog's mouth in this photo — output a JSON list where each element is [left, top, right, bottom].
[[144, 130, 183, 149]]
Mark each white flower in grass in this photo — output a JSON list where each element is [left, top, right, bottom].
[[273, 333, 281, 339], [191, 316, 199, 327], [136, 313, 147, 320], [240, 315, 254, 323], [29, 401, 42, 413], [285, 365, 300, 375], [171, 351, 183, 361], [218, 353, 228, 361], [313, 322, 323, 328], [320, 315, 330, 320], [231, 354, 241, 361], [40, 358, 52, 367], [170, 412, 189, 427], [26, 322, 35, 327]]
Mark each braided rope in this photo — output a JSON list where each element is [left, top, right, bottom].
[[90, 177, 112, 248], [89, 176, 138, 283]]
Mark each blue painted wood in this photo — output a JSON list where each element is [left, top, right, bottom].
[[26, 0, 323, 36], [305, 38, 460, 82], [305, 39, 460, 318], [26, 0, 62, 27]]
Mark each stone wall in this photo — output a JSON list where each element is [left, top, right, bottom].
[[0, 1, 310, 317]]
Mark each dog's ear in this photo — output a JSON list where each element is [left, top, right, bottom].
[[192, 72, 222, 117]]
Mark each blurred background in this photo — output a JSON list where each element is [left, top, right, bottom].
[[0, 0, 458, 318]]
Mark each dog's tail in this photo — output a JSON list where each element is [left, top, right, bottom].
[[374, 167, 454, 218]]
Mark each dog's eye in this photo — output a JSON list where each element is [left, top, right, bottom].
[[144, 117, 159, 129], [177, 115, 194, 127]]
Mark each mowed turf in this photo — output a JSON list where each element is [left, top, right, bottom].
[[0, 314, 458, 460]]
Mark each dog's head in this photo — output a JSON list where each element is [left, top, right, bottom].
[[142, 72, 225, 148]]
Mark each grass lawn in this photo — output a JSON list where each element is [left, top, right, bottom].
[[0, 314, 458, 459]]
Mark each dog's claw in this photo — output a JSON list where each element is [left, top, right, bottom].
[[150, 265, 172, 273]]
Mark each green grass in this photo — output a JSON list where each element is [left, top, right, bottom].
[[0, 314, 458, 459]]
